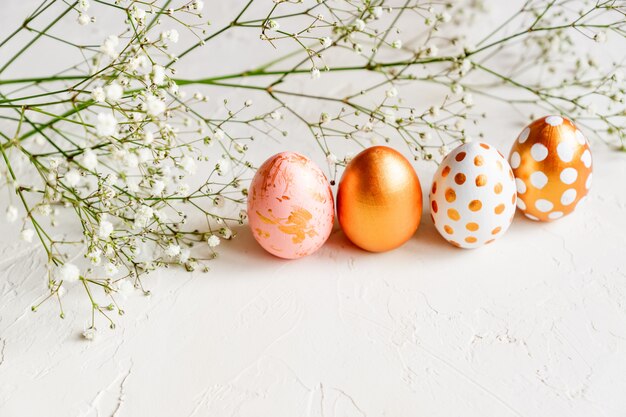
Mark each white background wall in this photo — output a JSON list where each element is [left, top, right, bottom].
[[1, 1, 626, 416]]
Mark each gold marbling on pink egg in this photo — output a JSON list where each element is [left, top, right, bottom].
[[247, 152, 334, 259]]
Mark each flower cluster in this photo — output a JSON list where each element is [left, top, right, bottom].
[[0, 0, 625, 338]]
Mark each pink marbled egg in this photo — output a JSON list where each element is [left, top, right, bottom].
[[247, 152, 334, 259]]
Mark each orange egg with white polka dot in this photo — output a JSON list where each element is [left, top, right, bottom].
[[509, 116, 592, 222], [430, 142, 517, 249]]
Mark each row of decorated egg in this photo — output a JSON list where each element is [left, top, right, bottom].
[[247, 115, 593, 258]]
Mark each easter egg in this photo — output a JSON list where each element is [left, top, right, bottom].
[[430, 142, 517, 248], [337, 146, 422, 252], [509, 115, 592, 221], [247, 152, 334, 259]]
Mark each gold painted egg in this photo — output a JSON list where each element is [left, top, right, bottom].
[[337, 146, 422, 252], [509, 116, 592, 221], [430, 142, 517, 249]]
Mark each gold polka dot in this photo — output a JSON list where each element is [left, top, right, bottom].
[[475, 174, 487, 187], [442, 166, 451, 177], [447, 208, 460, 221], [431, 182, 437, 194], [491, 226, 502, 235], [455, 152, 466, 162], [454, 173, 466, 185], [469, 200, 482, 211], [445, 188, 456, 203], [474, 155, 484, 166], [494, 204, 505, 214], [466, 222, 479, 231], [444, 225, 454, 235], [494, 183, 503, 194], [465, 236, 477, 243], [431, 200, 438, 213], [480, 143, 490, 150]]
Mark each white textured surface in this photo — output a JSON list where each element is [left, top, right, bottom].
[[2, 1, 626, 416]]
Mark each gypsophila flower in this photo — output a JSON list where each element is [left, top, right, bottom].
[[91, 87, 105, 102], [179, 249, 191, 263], [161, 29, 179, 43], [326, 153, 338, 164], [104, 262, 119, 277], [65, 169, 81, 187], [192, 0, 204, 11], [165, 244, 181, 257], [439, 145, 450, 156], [114, 279, 134, 296], [100, 35, 119, 58], [143, 130, 155, 145], [57, 286, 66, 298], [372, 6, 382, 18], [53, 263, 80, 283], [81, 149, 98, 171], [145, 95, 166, 116], [131, 5, 147, 23], [151, 180, 165, 195], [105, 82, 123, 101], [134, 204, 154, 228], [98, 219, 113, 239], [6, 205, 18, 223], [21, 228, 34, 242], [321, 37, 332, 49], [78, 0, 90, 11], [87, 248, 101, 265], [354, 19, 365, 31], [267, 20, 280, 31], [180, 156, 196, 174], [82, 328, 96, 341], [152, 64, 166, 85], [207, 235, 220, 248], [96, 113, 118, 137], [78, 14, 90, 26], [311, 67, 321, 80], [391, 39, 402, 49], [386, 87, 398, 98]]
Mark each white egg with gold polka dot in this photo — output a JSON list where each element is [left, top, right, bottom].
[[429, 142, 517, 249], [509, 115, 592, 222]]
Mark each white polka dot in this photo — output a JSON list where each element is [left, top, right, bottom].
[[516, 178, 527, 194], [510, 152, 521, 169], [581, 149, 592, 168], [525, 213, 540, 221], [586, 173, 592, 190], [548, 211, 564, 220], [517, 198, 527, 210], [530, 171, 548, 189], [535, 199, 554, 213], [545, 116, 563, 126], [575, 130, 586, 145], [518, 127, 530, 143], [560, 167, 578, 184], [561, 189, 577, 206], [556, 141, 575, 162], [530, 143, 548, 162]]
